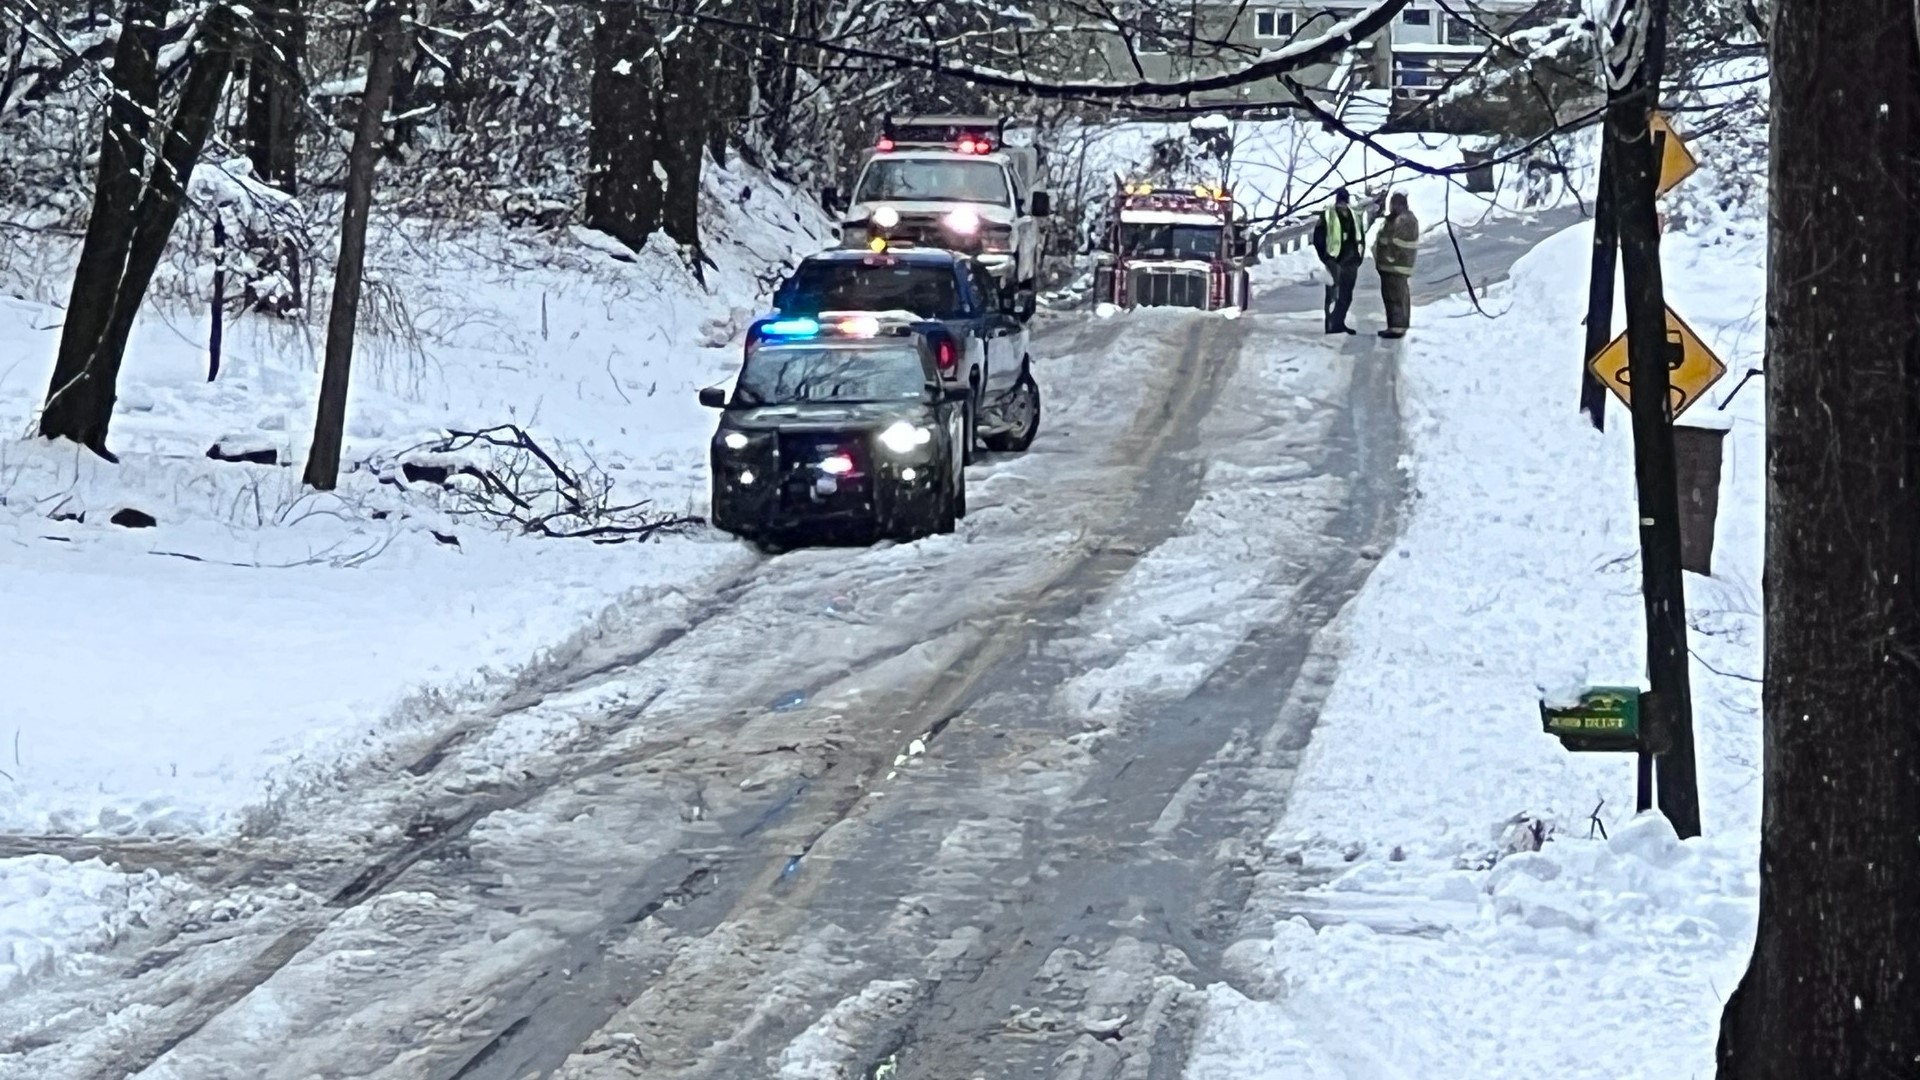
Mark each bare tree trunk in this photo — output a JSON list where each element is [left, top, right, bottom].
[[303, 0, 404, 491], [244, 0, 303, 193], [1714, 0, 1920, 1073], [38, 0, 169, 457], [92, 5, 241, 381], [657, 20, 716, 259], [584, 3, 663, 249]]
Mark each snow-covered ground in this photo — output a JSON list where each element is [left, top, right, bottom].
[[1, 98, 1765, 1074], [0, 156, 829, 998], [1183, 210, 1765, 1075]]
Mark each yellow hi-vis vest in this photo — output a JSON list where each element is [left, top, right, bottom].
[[1322, 205, 1367, 258]]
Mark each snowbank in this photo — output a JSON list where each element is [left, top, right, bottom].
[[1187, 210, 1766, 1076], [0, 155, 832, 839], [0, 855, 194, 997]]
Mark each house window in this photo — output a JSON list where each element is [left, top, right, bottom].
[[1254, 9, 1295, 37], [1445, 15, 1487, 44], [1401, 7, 1430, 25]]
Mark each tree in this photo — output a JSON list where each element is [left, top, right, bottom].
[[1714, 0, 1920, 1073], [39, 1, 240, 458], [244, 0, 305, 193], [303, 0, 407, 490], [584, 2, 664, 249]]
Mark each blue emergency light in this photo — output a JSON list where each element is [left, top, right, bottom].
[[761, 317, 820, 338]]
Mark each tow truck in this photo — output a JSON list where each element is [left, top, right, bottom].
[[764, 247, 1040, 464], [1091, 180, 1254, 311], [830, 115, 1050, 305], [700, 315, 969, 548]]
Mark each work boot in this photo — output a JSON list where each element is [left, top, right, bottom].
[[1342, 325, 1358, 335], [1378, 329, 1406, 339]]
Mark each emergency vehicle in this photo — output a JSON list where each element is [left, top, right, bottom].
[[700, 314, 970, 548], [832, 115, 1049, 307], [1091, 181, 1253, 311]]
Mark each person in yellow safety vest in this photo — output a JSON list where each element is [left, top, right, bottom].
[[1373, 191, 1420, 339], [1310, 188, 1366, 335]]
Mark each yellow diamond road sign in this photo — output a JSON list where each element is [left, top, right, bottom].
[[1651, 113, 1698, 197], [1588, 307, 1728, 420]]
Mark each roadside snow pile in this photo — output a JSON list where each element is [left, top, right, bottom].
[[0, 155, 829, 838], [1186, 210, 1765, 1078], [1196, 816, 1753, 1079], [0, 855, 192, 996]]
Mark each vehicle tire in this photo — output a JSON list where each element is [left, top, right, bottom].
[[753, 534, 789, 555], [934, 467, 959, 535], [982, 368, 1041, 453], [962, 379, 980, 465], [953, 457, 968, 519]]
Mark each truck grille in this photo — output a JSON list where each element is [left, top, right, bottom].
[[887, 219, 976, 252], [776, 431, 870, 507], [1129, 268, 1208, 309]]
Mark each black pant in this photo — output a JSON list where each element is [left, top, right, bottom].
[[1323, 259, 1360, 331]]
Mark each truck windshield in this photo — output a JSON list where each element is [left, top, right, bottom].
[[735, 345, 926, 406], [1119, 223, 1222, 259], [780, 261, 964, 319], [855, 159, 1011, 205]]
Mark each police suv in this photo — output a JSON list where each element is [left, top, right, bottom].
[[700, 315, 970, 549]]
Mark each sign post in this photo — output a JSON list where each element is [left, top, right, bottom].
[[1589, 0, 1704, 837]]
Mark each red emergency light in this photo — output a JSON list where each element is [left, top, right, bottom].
[[935, 338, 957, 376], [876, 137, 895, 152], [955, 136, 993, 154]]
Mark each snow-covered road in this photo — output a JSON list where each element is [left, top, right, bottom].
[[0, 207, 1575, 1080]]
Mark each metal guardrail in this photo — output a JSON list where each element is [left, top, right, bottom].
[[1257, 190, 1387, 260]]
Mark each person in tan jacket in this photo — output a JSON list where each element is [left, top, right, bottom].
[[1373, 192, 1419, 339]]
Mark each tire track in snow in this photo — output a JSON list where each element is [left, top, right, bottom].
[[0, 312, 1166, 1080]]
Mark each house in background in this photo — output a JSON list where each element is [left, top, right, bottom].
[[1073, 0, 1545, 116]]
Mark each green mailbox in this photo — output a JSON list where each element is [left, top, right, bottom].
[[1540, 686, 1643, 753]]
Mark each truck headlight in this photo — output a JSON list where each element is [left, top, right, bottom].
[[722, 431, 750, 450], [878, 421, 932, 454], [944, 207, 980, 234], [872, 205, 900, 229], [982, 226, 1014, 253]]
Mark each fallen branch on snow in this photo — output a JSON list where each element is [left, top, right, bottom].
[[397, 424, 702, 544]]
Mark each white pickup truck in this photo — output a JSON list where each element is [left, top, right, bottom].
[[830, 116, 1050, 310]]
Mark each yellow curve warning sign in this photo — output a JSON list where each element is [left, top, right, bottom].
[[1588, 307, 1728, 420], [1651, 113, 1698, 197]]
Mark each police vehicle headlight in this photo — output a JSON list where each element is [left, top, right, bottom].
[[871, 205, 900, 229], [944, 207, 980, 234], [722, 431, 750, 450], [878, 421, 932, 454]]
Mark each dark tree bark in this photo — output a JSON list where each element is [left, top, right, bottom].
[[92, 5, 242, 382], [39, 0, 170, 456], [1715, 0, 1920, 1073], [209, 215, 225, 381], [243, 0, 304, 193], [656, 20, 717, 256], [584, 3, 663, 249], [303, 0, 405, 491]]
